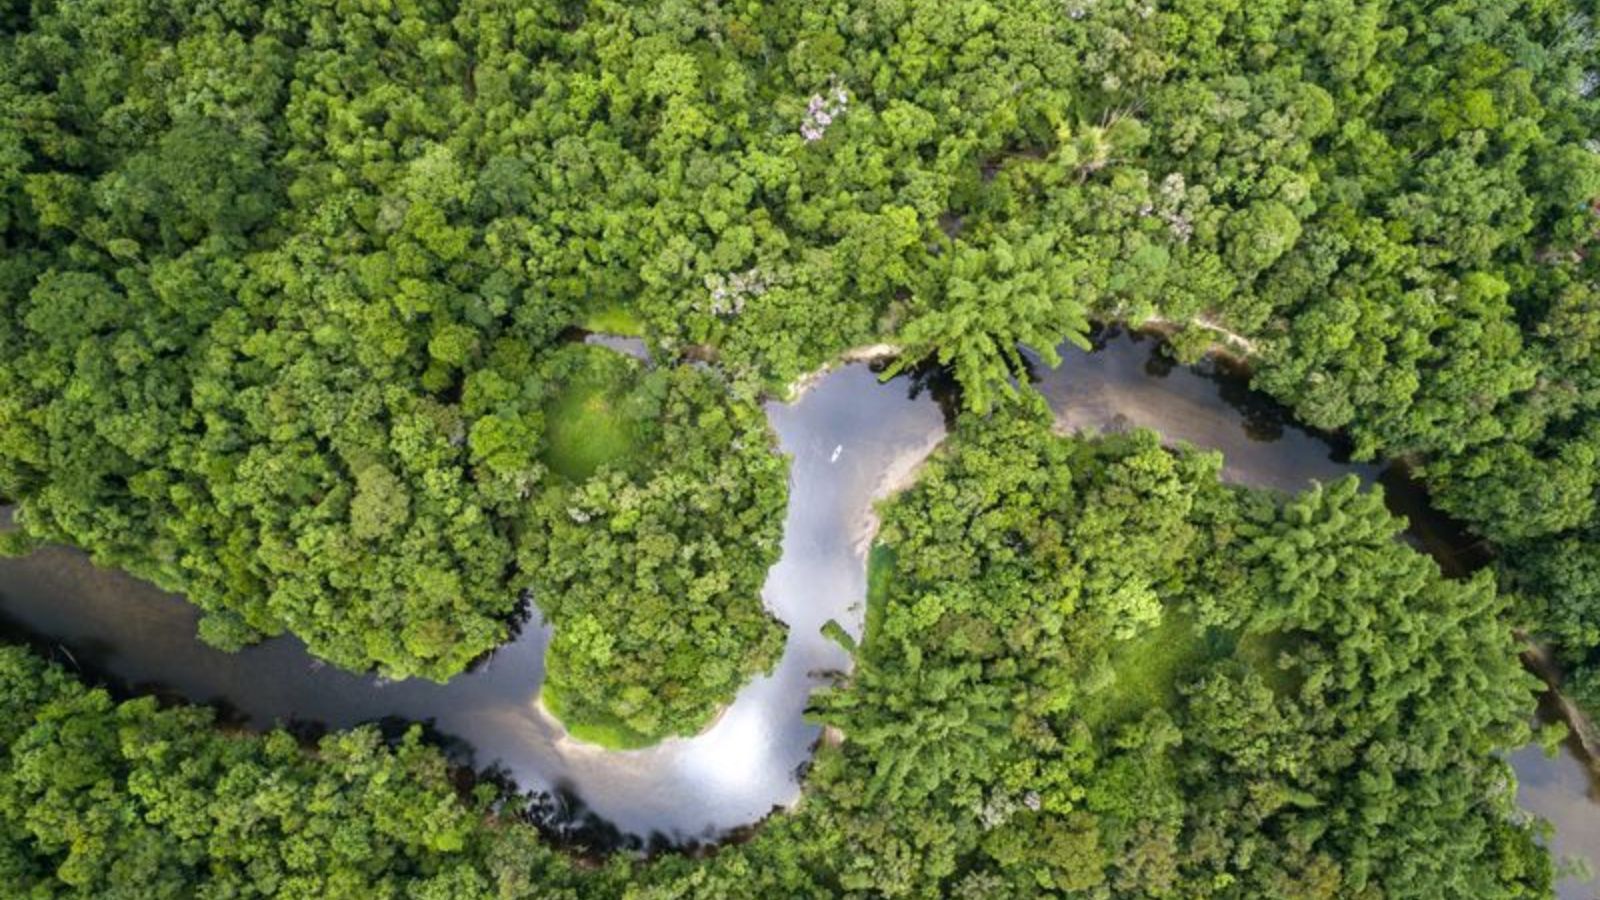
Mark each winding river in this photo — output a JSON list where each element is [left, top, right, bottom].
[[0, 329, 1594, 889]]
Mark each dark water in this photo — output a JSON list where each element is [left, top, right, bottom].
[[1026, 329, 1491, 574], [0, 362, 949, 849], [0, 330, 1594, 888], [1029, 327, 1596, 895], [1514, 695, 1600, 898], [579, 332, 651, 363]]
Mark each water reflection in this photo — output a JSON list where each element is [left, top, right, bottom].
[[0, 364, 948, 847], [1027, 326, 1377, 493], [0, 331, 1594, 883], [1028, 326, 1597, 896], [1514, 696, 1600, 898]]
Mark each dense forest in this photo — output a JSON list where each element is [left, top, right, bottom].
[[527, 344, 788, 745], [4, 0, 1600, 704], [2, 0, 1599, 892], [0, 419, 1557, 896]]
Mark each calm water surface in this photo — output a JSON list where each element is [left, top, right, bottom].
[[1031, 328, 1596, 896], [0, 330, 1594, 888], [0, 362, 948, 848]]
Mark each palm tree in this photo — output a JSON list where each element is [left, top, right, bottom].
[[886, 235, 1090, 413]]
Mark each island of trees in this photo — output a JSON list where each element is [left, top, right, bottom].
[[1, 0, 1597, 894]]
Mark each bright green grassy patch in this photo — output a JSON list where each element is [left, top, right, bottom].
[[580, 305, 647, 337], [540, 681, 660, 750], [1082, 611, 1211, 730], [541, 350, 648, 481], [544, 383, 637, 480], [863, 544, 896, 652], [1235, 628, 1299, 696], [1083, 611, 1300, 731]]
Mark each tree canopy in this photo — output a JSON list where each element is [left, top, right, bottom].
[[0, 0, 1597, 889], [526, 345, 788, 745], [0, 417, 1555, 896], [3, 0, 1599, 712]]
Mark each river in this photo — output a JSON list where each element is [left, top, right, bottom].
[[0, 328, 1594, 889]]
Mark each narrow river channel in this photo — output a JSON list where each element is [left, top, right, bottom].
[[0, 328, 1594, 890], [1028, 328, 1598, 897]]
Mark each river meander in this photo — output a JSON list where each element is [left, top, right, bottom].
[[0, 328, 1593, 889]]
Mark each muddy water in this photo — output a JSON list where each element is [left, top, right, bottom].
[[0, 330, 1594, 888]]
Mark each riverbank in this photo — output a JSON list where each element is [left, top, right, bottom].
[[0, 360, 952, 843], [1103, 317, 1600, 781], [538, 683, 665, 751], [1523, 640, 1600, 763], [2, 333, 1595, 871], [1134, 313, 1262, 363], [781, 343, 902, 400]]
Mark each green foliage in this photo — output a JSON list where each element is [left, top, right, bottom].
[[1077, 611, 1211, 730], [0, 528, 36, 558], [525, 356, 788, 743], [885, 231, 1093, 413], [863, 544, 896, 653], [540, 347, 650, 482], [1511, 527, 1600, 710], [0, 645, 577, 899], [580, 308, 647, 339], [540, 681, 658, 751], [0, 0, 1593, 890], [0, 419, 1557, 897], [3, 0, 1598, 713], [790, 414, 1550, 898]]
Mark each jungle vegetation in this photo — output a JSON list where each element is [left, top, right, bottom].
[[1, 0, 1598, 892], [527, 345, 788, 745], [3, 0, 1600, 706], [0, 417, 1557, 896]]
